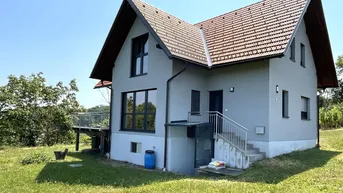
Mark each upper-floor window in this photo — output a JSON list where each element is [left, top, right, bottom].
[[191, 90, 200, 115], [121, 89, 156, 132], [290, 38, 295, 62], [300, 43, 306, 68], [131, 34, 149, 77]]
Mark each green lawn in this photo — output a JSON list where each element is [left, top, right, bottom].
[[1, 130, 343, 193]]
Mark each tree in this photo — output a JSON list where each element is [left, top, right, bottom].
[[0, 73, 80, 146], [330, 55, 343, 104], [88, 105, 110, 112]]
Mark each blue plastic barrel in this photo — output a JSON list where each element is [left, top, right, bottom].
[[144, 150, 156, 169]]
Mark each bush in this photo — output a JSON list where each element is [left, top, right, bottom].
[[21, 152, 50, 165], [320, 104, 343, 129]]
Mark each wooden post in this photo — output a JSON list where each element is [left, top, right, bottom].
[[100, 134, 105, 156], [317, 95, 320, 148], [76, 131, 80, 152]]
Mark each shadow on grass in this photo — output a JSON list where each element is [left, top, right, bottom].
[[35, 151, 184, 188], [233, 148, 341, 184], [36, 148, 341, 187]]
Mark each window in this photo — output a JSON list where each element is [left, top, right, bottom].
[[290, 38, 295, 62], [131, 34, 149, 77], [191, 90, 200, 115], [131, 142, 142, 153], [301, 97, 310, 120], [301, 43, 305, 67], [282, 90, 289, 118], [122, 89, 156, 132]]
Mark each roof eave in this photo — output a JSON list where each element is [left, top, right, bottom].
[[209, 53, 284, 69], [127, 0, 173, 59], [283, 0, 312, 56], [89, 0, 129, 80]]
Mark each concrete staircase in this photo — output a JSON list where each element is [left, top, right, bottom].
[[246, 143, 265, 165], [213, 132, 266, 168]]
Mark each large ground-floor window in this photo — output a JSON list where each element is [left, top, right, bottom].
[[121, 89, 156, 132]]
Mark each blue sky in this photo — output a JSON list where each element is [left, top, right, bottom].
[[0, 0, 342, 108]]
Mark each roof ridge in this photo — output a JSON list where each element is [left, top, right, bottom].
[[194, 0, 264, 25], [131, 0, 201, 30]]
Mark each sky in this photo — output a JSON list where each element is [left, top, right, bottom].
[[0, 0, 342, 108]]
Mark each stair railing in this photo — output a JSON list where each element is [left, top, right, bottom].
[[188, 111, 248, 155]]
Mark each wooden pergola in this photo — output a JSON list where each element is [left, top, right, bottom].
[[72, 126, 110, 156]]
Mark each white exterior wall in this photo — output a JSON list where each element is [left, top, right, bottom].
[[110, 18, 172, 169], [109, 17, 319, 169], [167, 127, 195, 175], [169, 60, 209, 121], [264, 20, 318, 157], [208, 61, 270, 142]]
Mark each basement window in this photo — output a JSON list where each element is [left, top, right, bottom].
[[131, 142, 142, 153], [301, 97, 310, 120], [290, 38, 295, 62], [131, 33, 149, 77], [301, 43, 306, 68]]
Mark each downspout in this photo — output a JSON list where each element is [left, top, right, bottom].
[[107, 86, 113, 154], [317, 87, 325, 148], [163, 66, 187, 170], [100, 80, 113, 156]]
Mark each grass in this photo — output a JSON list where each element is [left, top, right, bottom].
[[1, 130, 343, 193]]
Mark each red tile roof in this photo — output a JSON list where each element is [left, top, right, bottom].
[[90, 0, 337, 88], [132, 0, 308, 66], [196, 0, 307, 65], [94, 81, 112, 89], [132, 0, 208, 64]]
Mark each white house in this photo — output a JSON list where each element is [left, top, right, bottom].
[[90, 0, 338, 175]]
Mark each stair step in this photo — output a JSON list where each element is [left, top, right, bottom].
[[247, 153, 265, 162], [246, 148, 259, 154]]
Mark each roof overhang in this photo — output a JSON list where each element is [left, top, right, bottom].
[[90, 0, 338, 89], [90, 0, 136, 81], [304, 0, 338, 88], [89, 0, 172, 81]]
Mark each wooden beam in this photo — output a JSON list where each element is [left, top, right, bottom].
[[75, 131, 80, 152]]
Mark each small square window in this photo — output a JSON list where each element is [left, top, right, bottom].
[[131, 142, 142, 153], [301, 43, 305, 67], [282, 90, 289, 118], [301, 97, 310, 120], [290, 38, 295, 62]]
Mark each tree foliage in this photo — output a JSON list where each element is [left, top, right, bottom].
[[319, 55, 343, 129], [0, 73, 80, 146]]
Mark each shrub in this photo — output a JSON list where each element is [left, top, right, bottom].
[[21, 152, 50, 165], [320, 104, 343, 129]]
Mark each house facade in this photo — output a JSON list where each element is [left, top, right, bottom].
[[90, 0, 337, 174]]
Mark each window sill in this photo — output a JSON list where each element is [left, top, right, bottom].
[[130, 73, 148, 78], [282, 116, 290, 119], [301, 119, 311, 121], [290, 58, 296, 62], [120, 129, 155, 134]]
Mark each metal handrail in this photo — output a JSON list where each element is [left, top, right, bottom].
[[188, 111, 248, 155], [73, 112, 110, 129]]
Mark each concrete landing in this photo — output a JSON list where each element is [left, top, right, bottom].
[[196, 166, 243, 177]]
